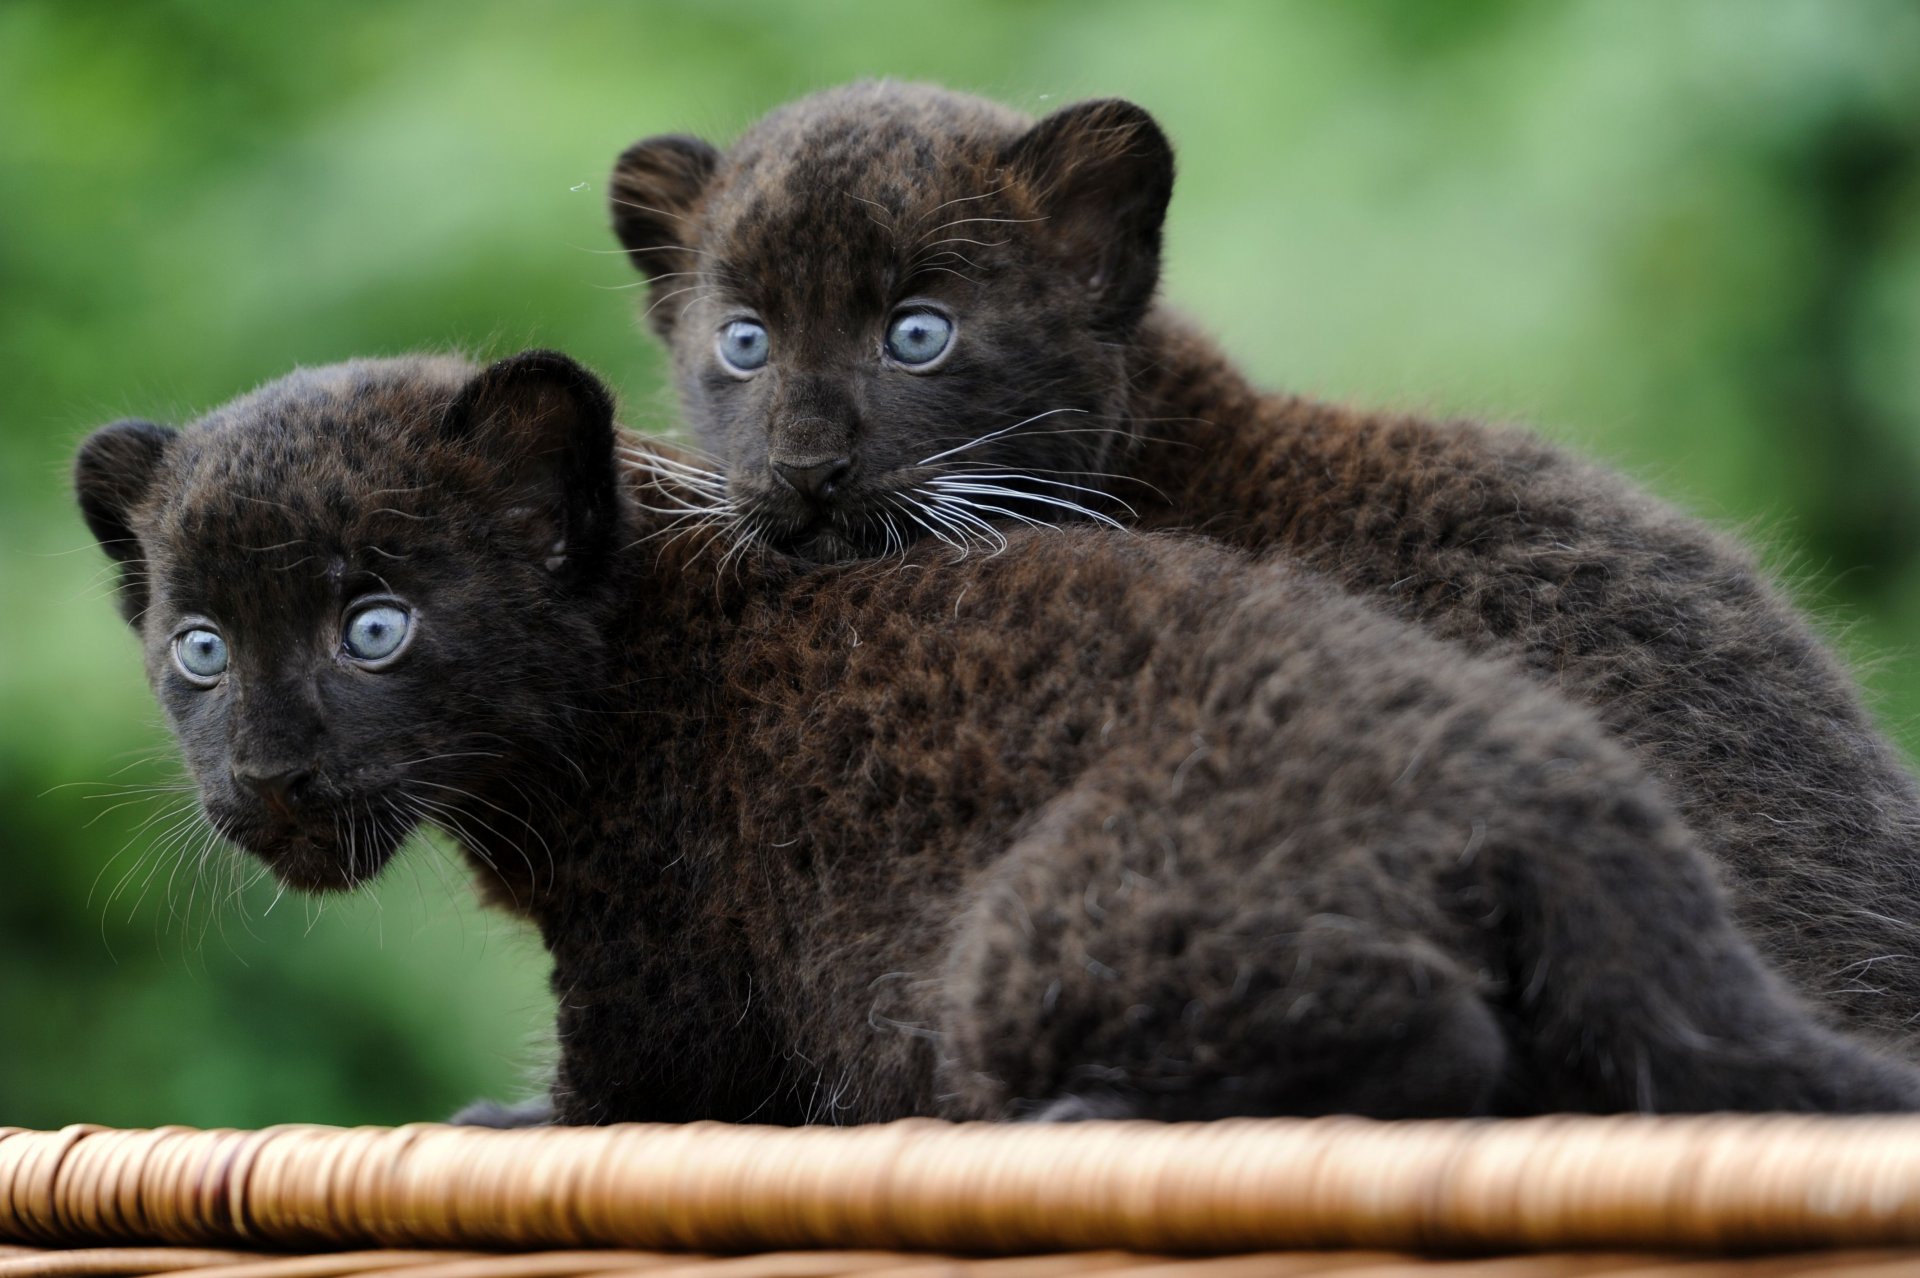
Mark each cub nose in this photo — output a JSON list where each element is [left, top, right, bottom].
[[771, 454, 852, 502], [233, 764, 314, 814]]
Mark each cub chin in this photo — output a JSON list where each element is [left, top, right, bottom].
[[74, 350, 1920, 1124], [610, 80, 1920, 1050]]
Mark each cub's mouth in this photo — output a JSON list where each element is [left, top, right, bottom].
[[758, 497, 926, 564], [215, 802, 415, 894], [778, 522, 875, 564]]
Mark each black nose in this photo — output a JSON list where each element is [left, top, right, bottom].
[[771, 455, 852, 502], [233, 764, 313, 814]]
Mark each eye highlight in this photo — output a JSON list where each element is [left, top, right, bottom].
[[885, 310, 954, 368], [343, 603, 412, 665], [717, 319, 770, 374], [173, 627, 228, 683]]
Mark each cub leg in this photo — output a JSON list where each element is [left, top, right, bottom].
[[935, 781, 1512, 1121], [937, 723, 1920, 1119]]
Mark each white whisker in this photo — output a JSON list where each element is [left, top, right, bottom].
[[930, 470, 1137, 518], [915, 408, 1087, 466], [927, 479, 1128, 531]]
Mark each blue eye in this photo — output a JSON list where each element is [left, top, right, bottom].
[[885, 310, 954, 367], [717, 319, 770, 373], [173, 628, 228, 682], [343, 604, 411, 663]]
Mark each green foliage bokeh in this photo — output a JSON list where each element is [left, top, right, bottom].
[[3, 0, 1917, 1127]]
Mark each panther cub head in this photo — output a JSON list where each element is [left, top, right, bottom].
[[74, 351, 620, 896], [610, 81, 1175, 561]]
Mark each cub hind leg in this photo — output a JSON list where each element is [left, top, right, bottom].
[[935, 781, 1513, 1122], [935, 712, 1920, 1120]]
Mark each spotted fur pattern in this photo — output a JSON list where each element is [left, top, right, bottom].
[[75, 353, 1920, 1121]]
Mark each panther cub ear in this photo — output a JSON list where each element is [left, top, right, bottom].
[[609, 134, 721, 338], [1003, 98, 1175, 336], [74, 418, 177, 626], [442, 350, 620, 587]]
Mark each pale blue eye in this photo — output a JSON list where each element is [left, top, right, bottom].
[[174, 628, 228, 681], [717, 320, 770, 372], [344, 604, 410, 663], [886, 311, 953, 366]]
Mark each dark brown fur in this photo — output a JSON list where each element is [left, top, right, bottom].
[[75, 353, 1920, 1122], [611, 82, 1920, 1048]]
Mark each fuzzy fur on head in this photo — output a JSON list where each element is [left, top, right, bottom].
[[73, 351, 621, 897], [610, 81, 1174, 562]]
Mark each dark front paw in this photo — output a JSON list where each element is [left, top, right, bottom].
[[1017, 1092, 1139, 1122], [449, 1096, 557, 1127]]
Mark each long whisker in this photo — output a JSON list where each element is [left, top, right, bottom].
[[910, 212, 1044, 248], [916, 492, 1012, 555], [884, 493, 966, 555], [641, 284, 713, 322], [916, 408, 1088, 466], [925, 479, 1129, 531], [929, 470, 1138, 518], [392, 750, 506, 769], [615, 447, 730, 483], [944, 458, 1170, 502], [405, 779, 555, 895]]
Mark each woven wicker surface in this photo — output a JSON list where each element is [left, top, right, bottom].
[[6, 1248, 1920, 1278], [7, 1119, 1920, 1277]]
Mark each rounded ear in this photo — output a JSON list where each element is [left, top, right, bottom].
[[74, 418, 176, 625], [609, 134, 721, 338], [1003, 99, 1175, 335], [442, 350, 620, 588]]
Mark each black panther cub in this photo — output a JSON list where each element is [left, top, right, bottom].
[[75, 350, 1920, 1123], [610, 81, 1920, 1047]]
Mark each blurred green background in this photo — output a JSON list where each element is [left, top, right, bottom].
[[3, 0, 1918, 1129]]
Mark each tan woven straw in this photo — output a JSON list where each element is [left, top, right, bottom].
[[6, 1119, 1920, 1277]]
